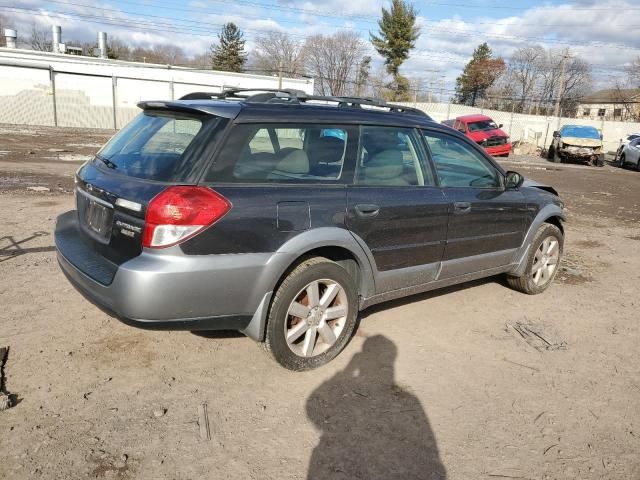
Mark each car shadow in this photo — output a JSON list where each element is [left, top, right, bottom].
[[306, 334, 446, 479], [0, 232, 55, 263]]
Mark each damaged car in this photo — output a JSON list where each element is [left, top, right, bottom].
[[547, 125, 604, 166]]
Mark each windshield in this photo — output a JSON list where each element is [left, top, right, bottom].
[[96, 111, 215, 181], [467, 120, 499, 132], [560, 125, 600, 139]]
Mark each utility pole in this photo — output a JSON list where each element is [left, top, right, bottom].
[[439, 76, 445, 103], [554, 49, 570, 118], [277, 61, 283, 89]]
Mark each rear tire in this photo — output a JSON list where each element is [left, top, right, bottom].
[[507, 223, 563, 295], [263, 257, 358, 371]]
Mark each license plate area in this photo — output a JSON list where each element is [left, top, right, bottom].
[[77, 189, 114, 243]]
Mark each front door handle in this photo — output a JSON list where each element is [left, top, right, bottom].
[[453, 201, 471, 214], [355, 203, 380, 217]]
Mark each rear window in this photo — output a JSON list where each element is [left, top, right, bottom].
[[95, 111, 216, 181]]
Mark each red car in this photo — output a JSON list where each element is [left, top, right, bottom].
[[443, 114, 512, 157]]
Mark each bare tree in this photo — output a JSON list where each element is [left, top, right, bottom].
[[30, 22, 51, 51], [252, 32, 305, 77], [507, 45, 545, 111], [511, 48, 592, 115], [302, 31, 366, 96], [626, 56, 640, 87], [560, 56, 592, 114]]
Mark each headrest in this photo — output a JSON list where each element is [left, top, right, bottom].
[[310, 136, 345, 165], [364, 149, 404, 180], [275, 149, 309, 174]]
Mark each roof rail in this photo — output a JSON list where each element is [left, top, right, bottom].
[[179, 88, 430, 117]]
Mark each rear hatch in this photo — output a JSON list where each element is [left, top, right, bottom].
[[71, 107, 229, 271]]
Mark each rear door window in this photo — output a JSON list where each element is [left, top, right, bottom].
[[206, 124, 352, 182], [95, 111, 220, 182], [355, 126, 433, 186]]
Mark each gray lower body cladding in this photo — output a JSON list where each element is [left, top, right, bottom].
[[55, 210, 278, 333]]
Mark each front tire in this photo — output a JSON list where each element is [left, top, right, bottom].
[[264, 257, 358, 371], [507, 224, 563, 295], [620, 153, 626, 167]]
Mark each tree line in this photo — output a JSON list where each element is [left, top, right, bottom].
[[455, 42, 595, 116], [4, 8, 640, 114]]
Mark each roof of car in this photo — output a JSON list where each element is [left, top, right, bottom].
[[139, 98, 441, 129], [455, 114, 493, 122]]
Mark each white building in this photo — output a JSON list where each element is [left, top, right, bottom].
[[0, 47, 314, 129], [576, 88, 640, 122]]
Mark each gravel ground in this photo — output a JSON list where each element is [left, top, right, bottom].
[[1, 124, 639, 480]]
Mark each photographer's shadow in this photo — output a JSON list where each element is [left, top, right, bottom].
[[306, 335, 446, 479]]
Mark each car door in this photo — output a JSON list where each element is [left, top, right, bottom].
[[421, 129, 529, 279], [346, 126, 449, 293], [629, 138, 640, 166]]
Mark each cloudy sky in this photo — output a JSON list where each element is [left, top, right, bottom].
[[3, 0, 640, 95]]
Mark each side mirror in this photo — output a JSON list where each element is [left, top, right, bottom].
[[552, 131, 561, 138], [498, 123, 503, 128], [505, 171, 524, 190]]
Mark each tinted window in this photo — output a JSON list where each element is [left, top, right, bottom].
[[355, 126, 433, 186], [422, 130, 500, 188], [208, 124, 348, 182], [96, 111, 213, 181]]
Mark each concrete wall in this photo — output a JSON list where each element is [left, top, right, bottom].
[[0, 48, 314, 130], [398, 102, 640, 153]]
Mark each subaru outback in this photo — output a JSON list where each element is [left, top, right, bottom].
[[55, 89, 565, 370]]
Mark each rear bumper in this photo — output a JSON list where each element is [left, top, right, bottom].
[[55, 210, 271, 331], [484, 143, 512, 156]]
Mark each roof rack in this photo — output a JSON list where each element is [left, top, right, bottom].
[[178, 88, 429, 117]]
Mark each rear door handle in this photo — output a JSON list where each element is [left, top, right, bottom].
[[453, 201, 471, 214], [355, 203, 380, 217]]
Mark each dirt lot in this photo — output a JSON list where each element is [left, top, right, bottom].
[[1, 124, 639, 480]]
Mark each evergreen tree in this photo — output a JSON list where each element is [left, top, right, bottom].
[[370, 0, 420, 101], [211, 23, 247, 73], [455, 43, 505, 106]]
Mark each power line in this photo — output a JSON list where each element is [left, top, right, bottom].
[[7, 1, 640, 54]]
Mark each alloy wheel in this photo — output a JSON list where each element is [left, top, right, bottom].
[[284, 279, 348, 357], [531, 236, 560, 286]]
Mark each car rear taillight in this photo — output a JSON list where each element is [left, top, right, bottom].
[[142, 186, 231, 248]]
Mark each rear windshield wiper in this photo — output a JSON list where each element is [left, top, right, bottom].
[[96, 153, 117, 170]]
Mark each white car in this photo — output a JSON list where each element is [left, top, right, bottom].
[[619, 137, 640, 171], [616, 133, 640, 162]]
